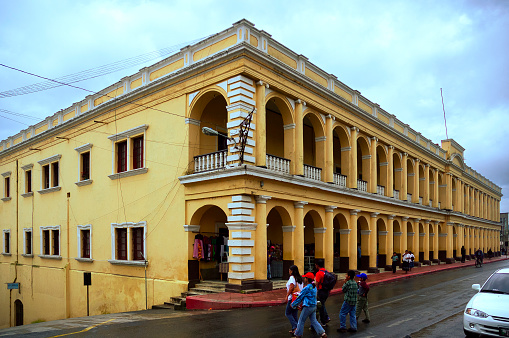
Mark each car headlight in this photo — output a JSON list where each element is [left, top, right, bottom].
[[465, 308, 489, 318]]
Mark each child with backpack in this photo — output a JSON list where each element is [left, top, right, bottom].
[[314, 259, 337, 327]]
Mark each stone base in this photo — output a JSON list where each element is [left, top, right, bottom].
[[339, 257, 350, 272], [413, 262, 421, 267], [445, 258, 455, 264], [367, 267, 380, 274], [455, 256, 462, 262], [422, 260, 432, 266], [225, 279, 273, 293], [384, 265, 393, 271], [432, 259, 441, 264]]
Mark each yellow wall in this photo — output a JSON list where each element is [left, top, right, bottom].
[[193, 35, 237, 62], [304, 67, 328, 87], [150, 59, 184, 81], [268, 46, 297, 69]]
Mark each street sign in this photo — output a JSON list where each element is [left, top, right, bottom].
[[7, 283, 19, 290]]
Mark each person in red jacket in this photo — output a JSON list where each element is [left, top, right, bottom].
[[314, 259, 330, 326]]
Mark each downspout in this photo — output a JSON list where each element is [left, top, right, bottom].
[[66, 192, 71, 318]]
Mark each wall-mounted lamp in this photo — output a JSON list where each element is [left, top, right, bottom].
[[260, 180, 264, 188], [202, 127, 237, 150]]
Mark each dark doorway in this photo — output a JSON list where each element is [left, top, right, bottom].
[[15, 299, 23, 326]]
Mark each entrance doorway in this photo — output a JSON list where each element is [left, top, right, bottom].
[[15, 300, 23, 326]]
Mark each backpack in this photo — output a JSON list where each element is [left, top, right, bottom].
[[321, 270, 337, 290]]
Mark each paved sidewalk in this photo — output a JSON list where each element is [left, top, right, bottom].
[[186, 256, 509, 310]]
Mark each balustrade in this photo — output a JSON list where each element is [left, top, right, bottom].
[[333, 173, 347, 187], [194, 150, 227, 173], [376, 185, 385, 196], [304, 164, 322, 181], [357, 179, 367, 192], [266, 154, 291, 174]]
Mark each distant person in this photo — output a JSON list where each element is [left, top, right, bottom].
[[291, 272, 327, 338], [402, 250, 411, 273], [314, 259, 331, 327], [355, 273, 371, 323], [391, 252, 399, 273], [488, 248, 493, 259], [461, 246, 466, 263], [267, 246, 274, 280], [409, 251, 415, 270], [337, 270, 358, 333]]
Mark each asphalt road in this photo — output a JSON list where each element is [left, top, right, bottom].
[[2, 259, 508, 338]]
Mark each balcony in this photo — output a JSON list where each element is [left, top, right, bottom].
[[393, 189, 400, 199], [194, 150, 227, 173], [304, 164, 322, 181], [376, 185, 385, 196], [266, 154, 290, 174], [357, 179, 367, 192], [333, 173, 347, 187]]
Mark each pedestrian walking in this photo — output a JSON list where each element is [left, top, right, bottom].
[[409, 251, 415, 270], [291, 272, 327, 338], [314, 259, 331, 327], [337, 270, 358, 333], [461, 245, 466, 263], [355, 273, 370, 323], [267, 246, 274, 280], [402, 250, 411, 273], [488, 248, 493, 259], [391, 252, 398, 273], [285, 265, 303, 335]]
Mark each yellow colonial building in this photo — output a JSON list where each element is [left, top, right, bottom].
[[0, 19, 502, 327]]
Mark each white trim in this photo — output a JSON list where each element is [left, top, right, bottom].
[[37, 186, 61, 194], [314, 228, 327, 234], [39, 225, 61, 257], [107, 125, 148, 141], [108, 168, 148, 180], [231, 247, 251, 255], [75, 179, 93, 187], [338, 229, 351, 234], [183, 225, 200, 232], [1, 171, 12, 177], [282, 226, 296, 232], [21, 164, 33, 171], [37, 154, 62, 166], [77, 224, 92, 260], [74, 143, 93, 153], [228, 256, 254, 263], [228, 240, 254, 247], [110, 221, 147, 262], [231, 232, 251, 239]]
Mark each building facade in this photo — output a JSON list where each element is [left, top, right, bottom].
[[0, 20, 503, 327], [501, 212, 508, 251]]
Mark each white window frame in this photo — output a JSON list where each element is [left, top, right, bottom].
[[23, 228, 33, 257], [76, 224, 93, 261], [39, 225, 61, 259], [74, 144, 93, 186], [21, 164, 34, 197], [108, 125, 148, 180], [108, 221, 147, 266], [1, 171, 11, 201], [2, 229, 11, 255], [37, 154, 62, 194]]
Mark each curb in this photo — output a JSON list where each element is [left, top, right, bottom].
[[186, 257, 509, 310]]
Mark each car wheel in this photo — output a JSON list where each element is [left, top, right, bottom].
[[463, 328, 479, 338]]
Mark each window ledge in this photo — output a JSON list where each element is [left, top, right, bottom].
[[108, 167, 148, 180], [37, 186, 61, 195], [108, 259, 148, 266], [38, 254, 62, 260], [75, 257, 94, 262], [1, 197, 12, 202], [2, 252, 12, 256], [22, 254, 34, 258], [75, 179, 93, 187], [21, 192, 34, 198]]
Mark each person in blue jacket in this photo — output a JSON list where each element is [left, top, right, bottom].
[[291, 272, 327, 338]]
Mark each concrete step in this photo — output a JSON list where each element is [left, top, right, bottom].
[[152, 304, 174, 310], [190, 287, 225, 294], [164, 301, 185, 311], [242, 289, 262, 294]]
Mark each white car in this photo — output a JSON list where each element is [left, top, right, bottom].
[[464, 267, 509, 337]]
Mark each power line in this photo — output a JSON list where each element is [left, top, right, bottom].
[[0, 35, 211, 98]]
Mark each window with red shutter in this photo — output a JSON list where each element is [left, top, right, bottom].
[[132, 227, 144, 260], [116, 228, 127, 260], [116, 141, 127, 173], [132, 136, 143, 170]]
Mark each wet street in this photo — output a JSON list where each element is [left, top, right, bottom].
[[3, 259, 508, 338]]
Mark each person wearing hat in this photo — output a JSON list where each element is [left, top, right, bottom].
[[355, 273, 370, 323], [291, 272, 327, 338]]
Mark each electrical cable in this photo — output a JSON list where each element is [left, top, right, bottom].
[[0, 35, 211, 98]]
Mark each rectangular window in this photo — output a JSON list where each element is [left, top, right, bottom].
[[116, 141, 127, 173], [110, 221, 146, 264], [3, 231, 10, 254], [81, 229, 90, 258], [43, 165, 50, 189], [51, 162, 59, 187], [43, 229, 50, 255], [132, 227, 144, 261], [4, 177, 9, 198], [81, 152, 90, 181], [26, 170, 32, 193], [132, 136, 144, 170], [116, 228, 127, 260], [25, 230, 32, 255], [40, 226, 60, 257]]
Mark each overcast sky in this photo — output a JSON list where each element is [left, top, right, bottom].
[[1, 1, 508, 212]]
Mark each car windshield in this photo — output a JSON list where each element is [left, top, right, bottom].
[[481, 273, 509, 294]]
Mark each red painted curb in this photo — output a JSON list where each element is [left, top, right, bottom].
[[185, 257, 509, 310]]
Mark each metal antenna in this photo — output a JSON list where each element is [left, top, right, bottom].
[[238, 109, 254, 165]]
